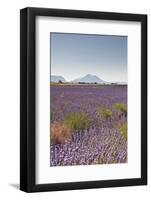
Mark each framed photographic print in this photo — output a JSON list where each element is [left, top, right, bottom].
[[20, 7, 147, 192]]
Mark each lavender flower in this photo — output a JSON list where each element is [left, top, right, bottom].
[[50, 85, 127, 166]]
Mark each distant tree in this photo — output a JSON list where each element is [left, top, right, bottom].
[[58, 80, 62, 84], [78, 82, 86, 84]]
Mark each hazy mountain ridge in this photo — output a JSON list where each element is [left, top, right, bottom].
[[72, 74, 106, 83], [51, 74, 127, 84], [51, 75, 66, 82]]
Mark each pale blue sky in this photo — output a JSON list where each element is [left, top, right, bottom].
[[50, 33, 127, 82]]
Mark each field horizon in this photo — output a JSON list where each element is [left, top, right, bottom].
[[51, 74, 127, 85]]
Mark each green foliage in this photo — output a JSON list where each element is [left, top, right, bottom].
[[118, 123, 127, 139], [50, 82, 60, 86], [51, 111, 55, 122], [51, 82, 66, 86], [98, 107, 112, 119], [63, 112, 91, 131], [113, 102, 127, 115]]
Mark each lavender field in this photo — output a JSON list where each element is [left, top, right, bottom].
[[50, 85, 127, 166]]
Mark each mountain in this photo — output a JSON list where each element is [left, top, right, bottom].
[[72, 74, 106, 84], [51, 75, 66, 82]]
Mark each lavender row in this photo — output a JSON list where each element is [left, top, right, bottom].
[[50, 85, 127, 166]]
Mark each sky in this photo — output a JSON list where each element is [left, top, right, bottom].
[[50, 33, 127, 83]]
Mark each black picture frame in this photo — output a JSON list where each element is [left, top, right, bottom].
[[20, 7, 147, 193]]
